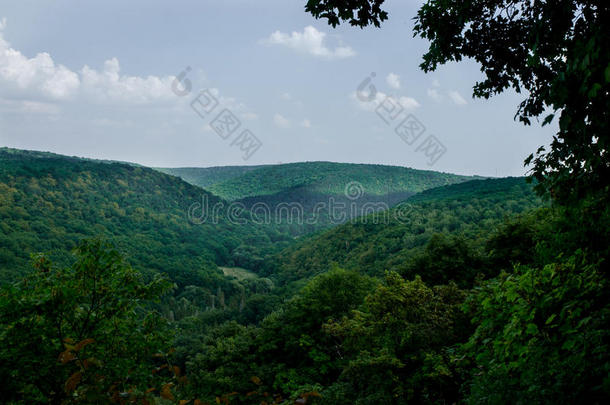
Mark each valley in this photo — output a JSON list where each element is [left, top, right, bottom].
[[1, 1, 607, 402], [1, 146, 607, 404]]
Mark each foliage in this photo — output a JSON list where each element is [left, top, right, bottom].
[[204, 161, 475, 201], [403, 234, 485, 287], [275, 177, 541, 283], [0, 239, 174, 404], [185, 268, 376, 403], [0, 148, 290, 285], [304, 0, 388, 28], [156, 165, 268, 189], [463, 254, 610, 403], [0, 175, 607, 403], [322, 272, 469, 404], [1, 152, 609, 403], [413, 0, 610, 202]]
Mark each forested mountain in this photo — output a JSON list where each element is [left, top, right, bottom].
[[0, 147, 290, 285], [273, 177, 542, 284], [159, 162, 480, 235], [204, 162, 476, 200], [156, 165, 269, 189]]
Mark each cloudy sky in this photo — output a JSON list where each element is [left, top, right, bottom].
[[0, 0, 555, 176]]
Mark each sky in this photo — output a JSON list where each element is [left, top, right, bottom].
[[0, 0, 556, 177]]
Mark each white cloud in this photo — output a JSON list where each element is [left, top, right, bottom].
[[0, 20, 176, 105], [205, 89, 258, 120], [300, 119, 311, 128], [352, 90, 419, 112], [264, 26, 355, 60], [448, 90, 468, 106], [396, 96, 419, 110], [0, 22, 79, 100], [427, 88, 443, 102], [386, 73, 400, 90], [80, 58, 174, 104], [273, 113, 291, 128], [432, 79, 441, 87]]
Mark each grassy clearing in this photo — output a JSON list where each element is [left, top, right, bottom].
[[220, 266, 258, 280]]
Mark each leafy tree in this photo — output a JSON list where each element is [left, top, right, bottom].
[[185, 268, 376, 402], [402, 234, 485, 287], [462, 254, 610, 403], [0, 239, 173, 403], [322, 272, 469, 404], [485, 212, 542, 270], [305, 0, 388, 28]]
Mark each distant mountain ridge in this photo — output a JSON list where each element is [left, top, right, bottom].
[[0, 147, 143, 166], [157, 162, 482, 234], [158, 162, 481, 200], [156, 165, 270, 189]]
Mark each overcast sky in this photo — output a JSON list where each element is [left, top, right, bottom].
[[0, 0, 555, 176]]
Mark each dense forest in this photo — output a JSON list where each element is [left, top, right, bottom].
[[2, 147, 608, 403], [273, 177, 542, 284], [185, 162, 475, 201], [1, 0, 609, 403], [160, 162, 477, 235], [0, 148, 293, 307], [156, 166, 270, 190]]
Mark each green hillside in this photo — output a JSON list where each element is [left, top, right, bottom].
[[205, 161, 478, 200], [159, 162, 481, 235], [156, 165, 268, 189], [0, 148, 290, 285], [273, 177, 543, 284]]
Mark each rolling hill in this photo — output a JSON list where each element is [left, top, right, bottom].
[[0, 148, 290, 285], [156, 165, 269, 189], [272, 177, 543, 284], [158, 162, 481, 234], [163, 162, 478, 200]]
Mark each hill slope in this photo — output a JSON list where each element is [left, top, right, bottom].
[[0, 148, 289, 284], [273, 177, 542, 283], [159, 162, 481, 234], [156, 165, 268, 189], [205, 162, 478, 200]]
